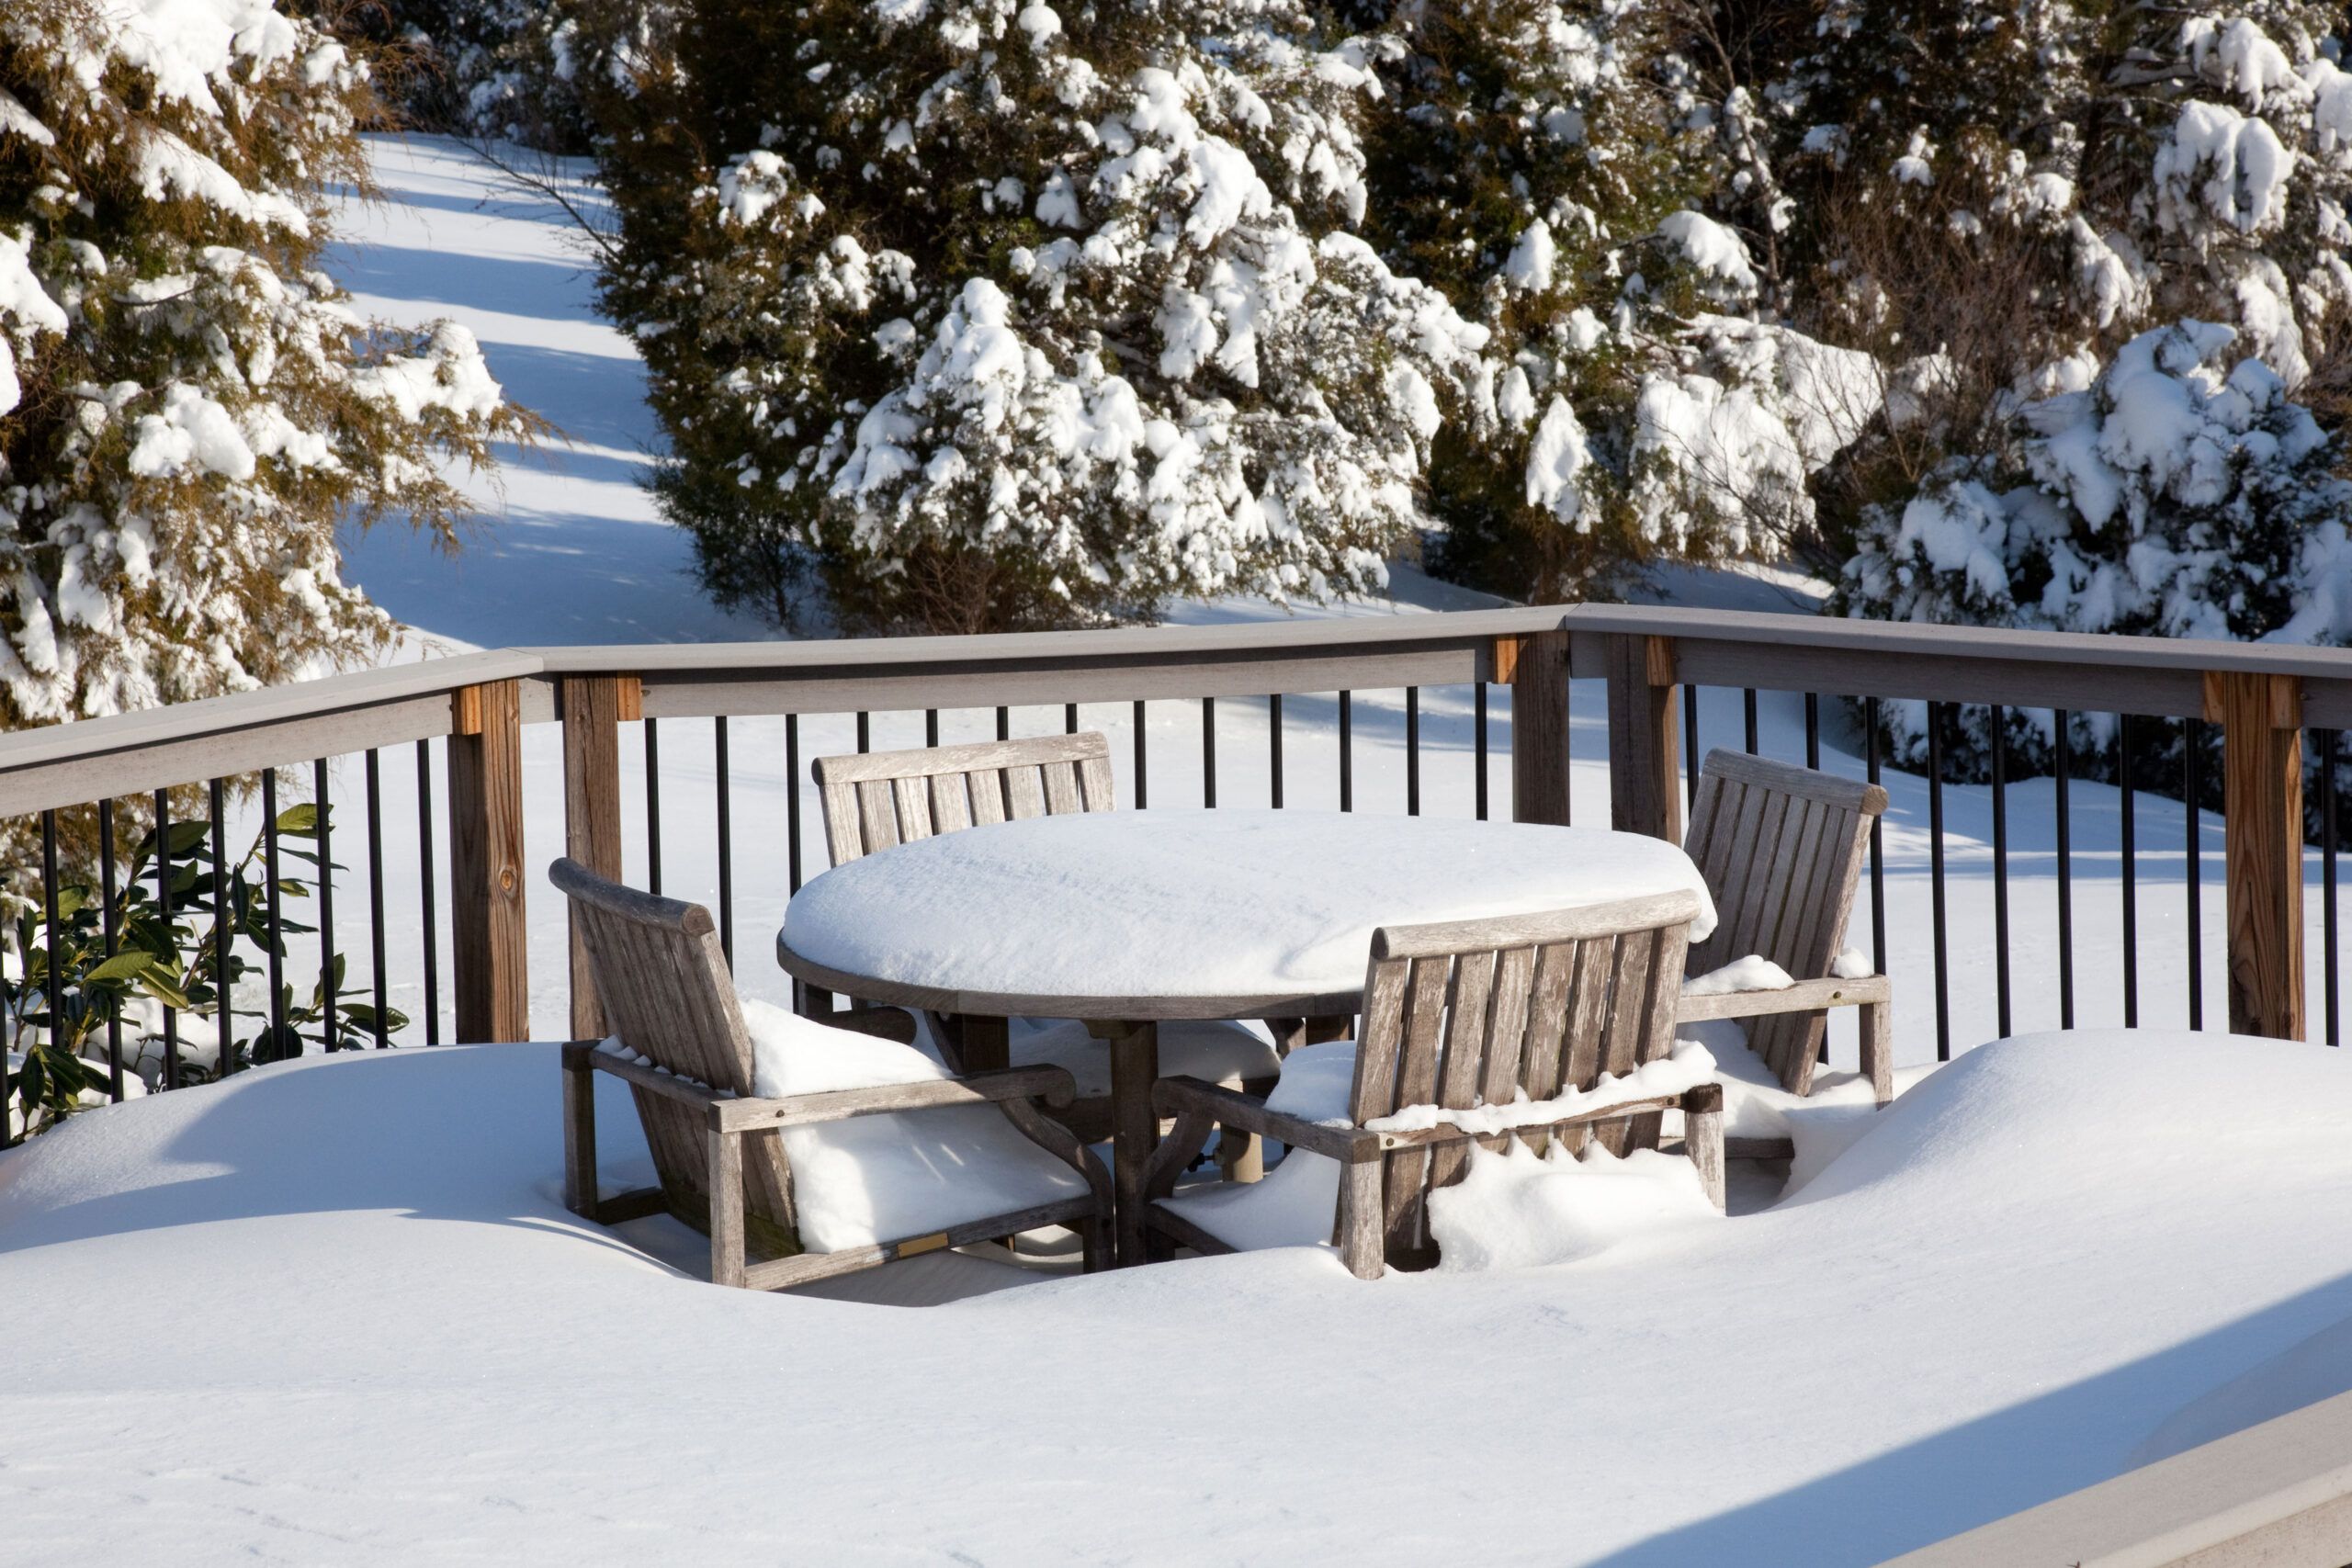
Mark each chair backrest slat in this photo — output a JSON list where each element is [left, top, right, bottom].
[[890, 775, 934, 845], [856, 778, 900, 854], [814, 732, 1115, 866], [1379, 956, 1453, 1260], [1425, 950, 1500, 1193], [1684, 749, 1889, 1094], [1478, 945, 1536, 1108], [929, 772, 974, 833], [551, 858, 797, 1247], [1005, 763, 1048, 820], [1344, 893, 1701, 1271], [1515, 941, 1577, 1099]]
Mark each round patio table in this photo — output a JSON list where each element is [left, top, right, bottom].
[[775, 808, 1714, 1263]]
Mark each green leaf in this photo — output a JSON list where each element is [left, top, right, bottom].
[[86, 951, 154, 982], [273, 803, 321, 838], [136, 972, 195, 1010]]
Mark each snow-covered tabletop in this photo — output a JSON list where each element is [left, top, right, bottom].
[[777, 809, 1715, 1017]]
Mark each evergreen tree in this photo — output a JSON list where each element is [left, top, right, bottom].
[[1824, 7, 2352, 797], [580, 0, 1488, 634], [1339, 0, 1707, 600], [0, 0, 530, 726]]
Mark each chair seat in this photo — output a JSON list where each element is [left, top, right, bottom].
[[1154, 1039, 1357, 1252], [1010, 1019, 1280, 1100], [781, 1107, 1091, 1255], [1159, 1145, 1340, 1251], [741, 999, 1091, 1255]]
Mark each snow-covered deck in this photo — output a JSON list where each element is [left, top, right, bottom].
[[5, 1031, 2350, 1562]]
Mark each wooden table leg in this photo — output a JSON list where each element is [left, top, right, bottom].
[[961, 1014, 1010, 1074], [1305, 1014, 1352, 1045], [1096, 1018, 1159, 1267], [934, 1013, 1010, 1075]]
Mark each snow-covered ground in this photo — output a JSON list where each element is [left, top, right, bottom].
[[6, 130, 2351, 1567], [6, 1029, 2352, 1563]]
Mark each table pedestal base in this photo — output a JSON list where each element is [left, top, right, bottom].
[[1090, 1019, 1159, 1267]]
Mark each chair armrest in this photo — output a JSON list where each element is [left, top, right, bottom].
[[1151, 1075, 1377, 1162], [1678, 973, 1889, 1022], [714, 1065, 1077, 1133]]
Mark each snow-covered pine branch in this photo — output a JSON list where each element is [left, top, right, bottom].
[[0, 0, 533, 728], [586, 0, 1489, 633]]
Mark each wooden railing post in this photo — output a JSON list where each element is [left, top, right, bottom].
[[1605, 634, 1682, 842], [1504, 628, 1572, 826], [561, 675, 639, 1038], [449, 679, 530, 1042], [2209, 671, 2305, 1040]]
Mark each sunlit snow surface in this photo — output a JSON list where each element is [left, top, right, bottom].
[[5, 1032, 2352, 1562], [6, 133, 2352, 1564]]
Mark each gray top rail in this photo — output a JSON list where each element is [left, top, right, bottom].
[[2, 603, 2351, 818]]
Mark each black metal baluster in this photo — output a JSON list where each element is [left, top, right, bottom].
[[643, 717, 663, 895], [1202, 697, 1216, 808], [1743, 689, 1758, 754], [2324, 728, 2340, 1046], [1269, 694, 1283, 809], [1804, 694, 1821, 770], [314, 759, 335, 1052], [155, 788, 181, 1086], [1065, 702, 1078, 736], [716, 716, 735, 967], [35, 809, 60, 1136], [2120, 713, 2137, 1028], [2186, 719, 2204, 1030], [1683, 685, 1701, 811], [414, 746, 439, 1044], [262, 770, 286, 1051], [1406, 687, 1420, 816], [995, 706, 1010, 743], [1991, 707, 2011, 1039], [1133, 700, 1148, 808], [99, 799, 123, 1099], [786, 714, 803, 894], [1928, 705, 1951, 1060], [856, 711, 871, 753], [1474, 682, 1489, 821], [1339, 691, 1353, 812], [2056, 712, 2075, 1030], [1866, 701, 1886, 973], [927, 709, 940, 748], [213, 777, 242, 1063], [366, 751, 388, 1049]]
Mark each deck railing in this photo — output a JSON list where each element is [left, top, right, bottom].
[[1, 602, 2346, 1134]]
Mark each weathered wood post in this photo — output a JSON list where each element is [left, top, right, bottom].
[[2209, 671, 2306, 1040], [1504, 627, 1573, 826], [560, 674, 639, 1038], [1604, 634, 1682, 842], [449, 679, 530, 1042]]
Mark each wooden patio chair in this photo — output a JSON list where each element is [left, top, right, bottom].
[[1139, 892, 1726, 1279], [552, 858, 1111, 1289], [808, 730, 1281, 1154], [1676, 749, 1893, 1105]]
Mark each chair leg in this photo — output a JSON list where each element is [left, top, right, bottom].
[[1860, 999, 1894, 1107], [707, 1120, 746, 1289], [561, 1043, 598, 1219], [1335, 1156, 1385, 1280], [1682, 1085, 1726, 1212], [1079, 1214, 1111, 1273]]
